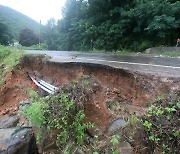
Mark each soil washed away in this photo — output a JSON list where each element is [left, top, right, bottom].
[[0, 55, 180, 129]]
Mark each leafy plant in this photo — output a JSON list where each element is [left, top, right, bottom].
[[23, 90, 94, 153], [42, 0, 180, 52], [22, 90, 47, 128], [141, 92, 180, 153], [110, 135, 120, 154]]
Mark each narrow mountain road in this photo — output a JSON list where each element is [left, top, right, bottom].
[[26, 50, 180, 78]]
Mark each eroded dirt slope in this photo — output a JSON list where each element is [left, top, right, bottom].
[[0, 56, 180, 130]]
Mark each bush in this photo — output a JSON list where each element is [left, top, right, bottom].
[[19, 28, 39, 47], [23, 90, 94, 152], [142, 92, 180, 153]]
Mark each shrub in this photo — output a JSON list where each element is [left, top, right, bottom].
[[23, 90, 94, 153], [142, 92, 180, 153]]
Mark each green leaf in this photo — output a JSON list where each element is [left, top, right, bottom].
[[111, 135, 120, 146], [173, 131, 180, 137]]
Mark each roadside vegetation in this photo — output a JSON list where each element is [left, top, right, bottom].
[[23, 90, 94, 152], [0, 46, 24, 85], [1, 0, 179, 53], [122, 92, 180, 154], [141, 92, 180, 153], [22, 77, 98, 153], [19, 43, 48, 50], [0, 5, 40, 41], [22, 76, 180, 153], [156, 52, 180, 58], [42, 0, 180, 52]]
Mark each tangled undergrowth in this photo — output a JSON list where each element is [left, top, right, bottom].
[[22, 74, 180, 154], [142, 91, 180, 154], [22, 76, 100, 153]]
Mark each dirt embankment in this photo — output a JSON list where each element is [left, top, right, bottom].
[[0, 55, 180, 130]]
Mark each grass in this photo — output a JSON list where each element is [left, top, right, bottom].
[[89, 49, 138, 56], [92, 49, 180, 57], [0, 46, 24, 85], [156, 52, 180, 58], [18, 43, 48, 50]]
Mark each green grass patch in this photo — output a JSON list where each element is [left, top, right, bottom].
[[157, 52, 180, 58], [90, 49, 138, 56], [18, 43, 48, 50], [0, 46, 24, 85]]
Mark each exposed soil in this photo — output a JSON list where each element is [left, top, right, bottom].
[[0, 55, 180, 131]]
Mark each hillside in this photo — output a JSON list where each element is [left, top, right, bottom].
[[0, 5, 41, 40]]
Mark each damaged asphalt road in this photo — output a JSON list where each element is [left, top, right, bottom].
[[26, 50, 180, 78]]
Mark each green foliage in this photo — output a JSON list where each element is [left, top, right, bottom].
[[157, 52, 180, 57], [128, 115, 139, 125], [19, 28, 39, 47], [141, 92, 180, 153], [0, 21, 13, 45], [0, 46, 23, 85], [0, 5, 41, 40], [42, 0, 180, 52], [111, 135, 119, 146], [42, 18, 58, 50], [19, 43, 48, 50], [22, 90, 47, 128], [110, 135, 120, 154], [46, 94, 94, 147], [23, 91, 94, 152], [23, 101, 47, 128], [0, 46, 11, 60]]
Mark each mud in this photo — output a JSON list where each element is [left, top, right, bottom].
[[0, 56, 180, 130]]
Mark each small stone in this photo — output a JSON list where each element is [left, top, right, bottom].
[[118, 142, 133, 154], [0, 115, 19, 129], [108, 119, 127, 134]]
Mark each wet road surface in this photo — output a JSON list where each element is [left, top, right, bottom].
[[26, 50, 180, 78]]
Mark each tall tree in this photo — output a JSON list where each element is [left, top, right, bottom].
[[0, 21, 13, 45], [19, 28, 38, 46], [43, 0, 180, 51], [43, 18, 58, 50]]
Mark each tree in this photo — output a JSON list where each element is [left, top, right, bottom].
[[0, 21, 13, 45], [43, 0, 180, 51], [42, 18, 58, 50], [19, 28, 38, 46]]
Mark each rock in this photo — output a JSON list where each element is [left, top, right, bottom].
[[18, 100, 31, 112], [18, 100, 32, 127], [0, 127, 38, 154], [0, 115, 19, 129], [108, 119, 127, 134], [118, 142, 133, 154]]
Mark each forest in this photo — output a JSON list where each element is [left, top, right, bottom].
[[0, 0, 180, 52], [0, 5, 40, 45], [42, 0, 180, 52]]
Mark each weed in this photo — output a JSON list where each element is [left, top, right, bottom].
[[141, 92, 180, 153], [23, 90, 94, 153], [110, 135, 120, 154], [128, 115, 139, 125], [0, 46, 23, 85], [22, 90, 47, 128]]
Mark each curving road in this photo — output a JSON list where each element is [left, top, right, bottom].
[[26, 50, 180, 78]]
